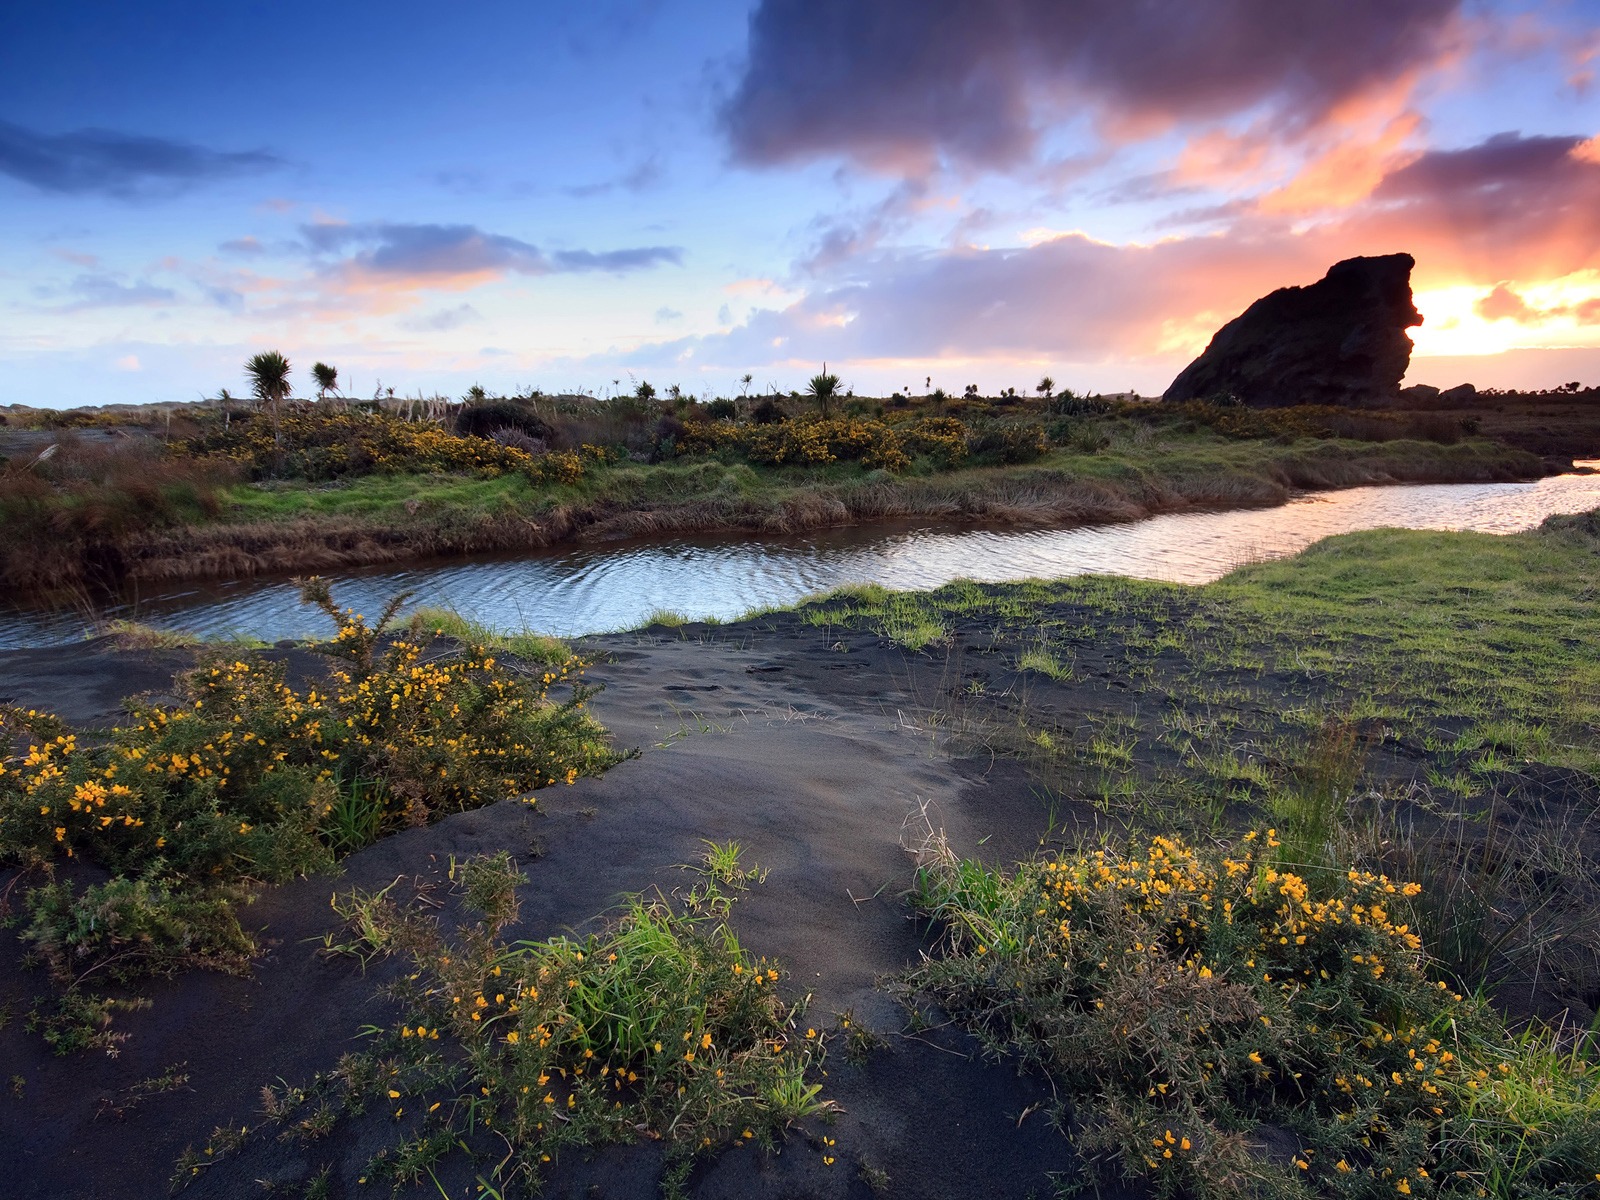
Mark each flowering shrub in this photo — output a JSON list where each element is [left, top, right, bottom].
[[911, 832, 1600, 1198], [734, 416, 910, 471], [896, 416, 970, 468], [968, 420, 1048, 464], [0, 582, 616, 1047], [175, 409, 593, 486], [257, 854, 831, 1195]]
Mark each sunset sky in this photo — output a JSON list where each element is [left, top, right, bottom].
[[3, 0, 1598, 407]]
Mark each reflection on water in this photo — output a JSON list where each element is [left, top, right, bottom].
[[4, 469, 1599, 650]]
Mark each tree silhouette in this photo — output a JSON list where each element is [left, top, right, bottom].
[[1036, 376, 1055, 399], [245, 351, 292, 444], [311, 362, 338, 399], [805, 366, 840, 418]]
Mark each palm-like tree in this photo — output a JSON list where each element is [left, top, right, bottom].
[[311, 361, 338, 399], [245, 351, 292, 443], [1036, 376, 1055, 400], [805, 366, 840, 419]]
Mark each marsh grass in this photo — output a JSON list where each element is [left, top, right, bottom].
[[408, 606, 570, 665], [4, 399, 1540, 594], [253, 852, 831, 1198]]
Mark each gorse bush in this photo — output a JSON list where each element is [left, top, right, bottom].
[[255, 853, 830, 1197], [910, 832, 1600, 1199], [1170, 402, 1475, 446], [672, 412, 1053, 473], [0, 580, 616, 1050], [175, 408, 593, 485], [677, 414, 911, 471]]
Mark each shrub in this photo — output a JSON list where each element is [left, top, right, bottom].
[[1169, 403, 1472, 446], [175, 409, 575, 484], [898, 416, 969, 468], [453, 399, 552, 442], [910, 831, 1600, 1198], [264, 855, 831, 1196], [0, 581, 617, 1046], [677, 416, 912, 472], [969, 420, 1048, 464]]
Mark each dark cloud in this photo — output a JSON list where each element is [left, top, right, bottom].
[[403, 304, 483, 332], [37, 273, 180, 310], [1374, 132, 1587, 200], [722, 0, 1462, 171], [1359, 132, 1600, 278], [563, 155, 664, 198], [302, 222, 682, 284], [0, 120, 281, 197]]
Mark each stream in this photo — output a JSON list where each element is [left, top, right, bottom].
[[2, 468, 1597, 650]]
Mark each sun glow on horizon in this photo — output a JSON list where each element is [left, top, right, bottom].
[[1412, 272, 1600, 358]]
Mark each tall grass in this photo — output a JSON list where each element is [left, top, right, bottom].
[[0, 435, 238, 592]]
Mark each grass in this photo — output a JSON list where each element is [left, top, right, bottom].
[[791, 510, 1600, 1008], [0, 400, 1544, 595], [408, 606, 570, 665], [243, 852, 831, 1199]]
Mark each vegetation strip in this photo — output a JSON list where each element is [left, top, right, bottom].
[[206, 848, 831, 1199], [909, 831, 1600, 1198], [0, 580, 617, 1052], [0, 391, 1541, 594]]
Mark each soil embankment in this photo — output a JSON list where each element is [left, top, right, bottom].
[[110, 438, 1545, 590]]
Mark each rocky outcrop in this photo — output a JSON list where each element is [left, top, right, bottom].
[[1400, 382, 1479, 409], [1163, 254, 1423, 408]]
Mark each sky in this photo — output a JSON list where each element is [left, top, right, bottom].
[[2, 0, 1598, 407]]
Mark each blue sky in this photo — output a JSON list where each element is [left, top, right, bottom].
[[3, 0, 1598, 407]]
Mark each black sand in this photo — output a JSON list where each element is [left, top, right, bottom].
[[0, 623, 1113, 1200]]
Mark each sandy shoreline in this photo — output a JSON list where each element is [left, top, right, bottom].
[[0, 618, 1099, 1199]]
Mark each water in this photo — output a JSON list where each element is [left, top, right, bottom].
[[3, 469, 1598, 650]]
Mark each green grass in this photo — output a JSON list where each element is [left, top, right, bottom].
[[788, 516, 1600, 778], [409, 606, 571, 665]]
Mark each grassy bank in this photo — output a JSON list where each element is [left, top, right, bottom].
[[779, 512, 1600, 1196], [101, 434, 1543, 587], [0, 397, 1543, 595]]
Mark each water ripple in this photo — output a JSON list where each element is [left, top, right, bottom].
[[3, 470, 1597, 650]]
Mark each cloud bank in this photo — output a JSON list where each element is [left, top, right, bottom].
[[721, 0, 1464, 171], [0, 120, 282, 197], [301, 221, 683, 293]]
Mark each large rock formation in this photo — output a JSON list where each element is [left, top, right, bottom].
[[1163, 254, 1423, 408]]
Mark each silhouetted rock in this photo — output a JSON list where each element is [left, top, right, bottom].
[[1163, 254, 1423, 408], [1400, 383, 1442, 405], [1438, 383, 1478, 407]]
